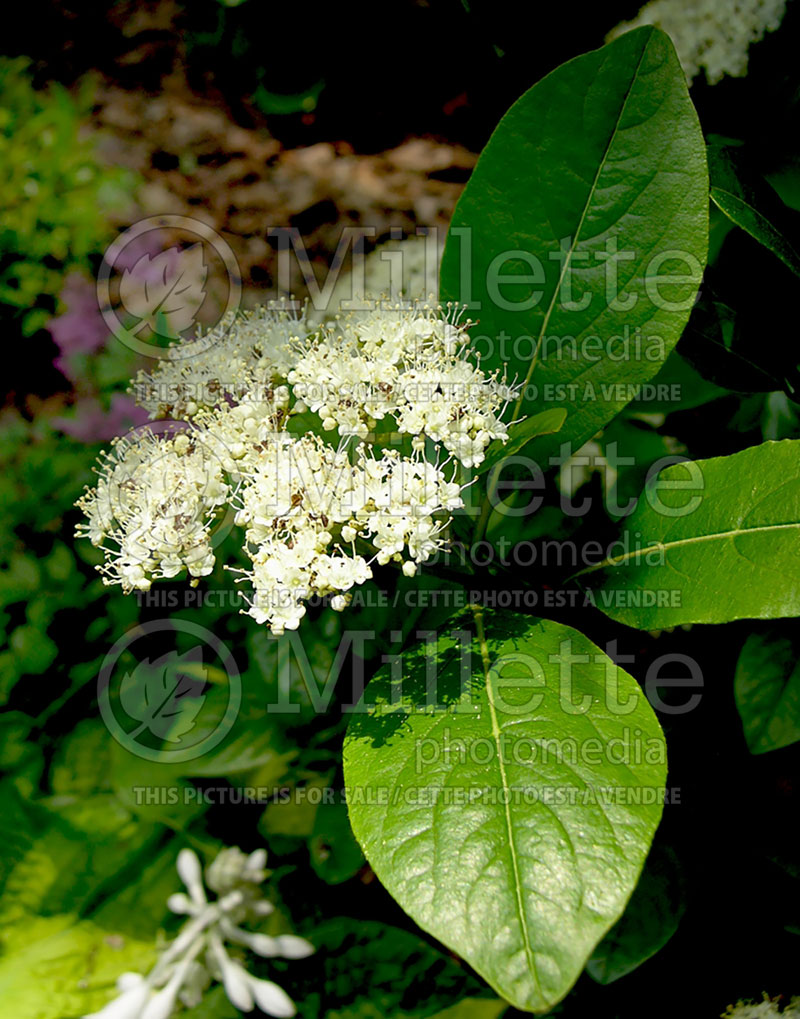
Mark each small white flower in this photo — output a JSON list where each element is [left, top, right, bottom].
[[75, 427, 229, 593]]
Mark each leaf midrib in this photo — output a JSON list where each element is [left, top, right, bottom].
[[576, 520, 800, 575], [472, 605, 541, 1001], [510, 34, 652, 424]]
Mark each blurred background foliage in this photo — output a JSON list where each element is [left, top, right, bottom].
[[0, 2, 799, 1017]]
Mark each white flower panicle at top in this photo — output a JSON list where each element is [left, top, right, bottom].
[[609, 0, 788, 84], [83, 846, 313, 1019], [76, 293, 519, 633], [230, 436, 463, 633], [231, 432, 373, 634]]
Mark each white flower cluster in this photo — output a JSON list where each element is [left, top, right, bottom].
[[289, 304, 516, 464], [722, 997, 800, 1018], [76, 428, 229, 593], [84, 846, 313, 1019], [232, 437, 462, 632], [77, 297, 517, 632], [609, 0, 787, 83], [132, 304, 299, 420]]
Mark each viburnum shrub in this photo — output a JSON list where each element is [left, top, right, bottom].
[[77, 301, 512, 633], [76, 26, 800, 1016]]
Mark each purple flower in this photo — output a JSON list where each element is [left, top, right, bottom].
[[48, 274, 110, 382], [53, 393, 148, 442]]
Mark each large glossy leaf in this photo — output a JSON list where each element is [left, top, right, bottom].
[[343, 611, 666, 1012], [440, 27, 708, 464], [577, 440, 800, 628], [734, 629, 800, 754]]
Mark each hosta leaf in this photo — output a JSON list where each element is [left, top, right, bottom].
[[343, 611, 666, 1012], [578, 440, 800, 628], [0, 787, 160, 926], [734, 629, 800, 754], [440, 27, 708, 464], [0, 914, 155, 1019]]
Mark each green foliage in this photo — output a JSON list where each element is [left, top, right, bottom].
[[708, 136, 800, 278], [289, 919, 489, 1019], [440, 27, 708, 465], [578, 441, 800, 628], [6, 13, 800, 1019], [586, 843, 684, 984], [309, 800, 365, 885], [0, 57, 134, 333], [344, 610, 666, 1012], [0, 913, 155, 1019], [734, 629, 800, 754]]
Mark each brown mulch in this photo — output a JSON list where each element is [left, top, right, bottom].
[[90, 71, 475, 307]]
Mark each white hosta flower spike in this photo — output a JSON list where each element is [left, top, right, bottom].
[[82, 844, 311, 1019], [83, 979, 152, 1019], [176, 848, 206, 906]]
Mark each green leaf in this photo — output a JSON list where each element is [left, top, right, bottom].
[[678, 288, 782, 393], [478, 409, 567, 475], [577, 440, 800, 628], [309, 799, 365, 885], [440, 27, 708, 464], [708, 138, 800, 277], [0, 786, 162, 927], [734, 629, 800, 754], [558, 416, 689, 523], [431, 1000, 507, 1019], [109, 745, 209, 830], [586, 843, 684, 984], [50, 720, 112, 797], [0, 914, 155, 1019], [625, 348, 728, 415], [343, 610, 666, 1012]]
